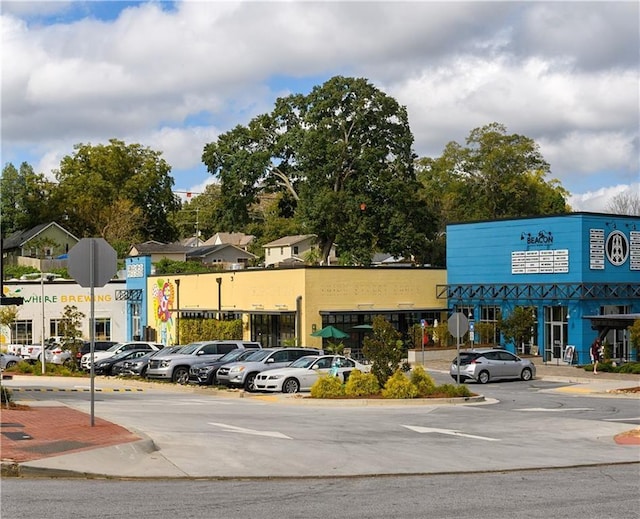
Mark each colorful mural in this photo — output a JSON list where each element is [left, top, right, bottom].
[[152, 279, 175, 345]]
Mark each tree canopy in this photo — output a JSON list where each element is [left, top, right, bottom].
[[202, 76, 435, 265], [416, 123, 570, 224], [1, 162, 57, 236], [51, 139, 180, 242]]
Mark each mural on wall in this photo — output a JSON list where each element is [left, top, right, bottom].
[[152, 279, 175, 345]]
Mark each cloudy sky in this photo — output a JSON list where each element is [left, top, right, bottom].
[[2, 1, 638, 212]]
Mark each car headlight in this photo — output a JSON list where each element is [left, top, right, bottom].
[[267, 374, 283, 380], [229, 366, 246, 374], [159, 360, 171, 368]]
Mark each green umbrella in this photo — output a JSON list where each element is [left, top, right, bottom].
[[310, 325, 350, 339]]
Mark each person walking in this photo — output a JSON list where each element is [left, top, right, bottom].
[[590, 338, 602, 374]]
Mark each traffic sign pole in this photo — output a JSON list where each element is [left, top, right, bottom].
[[67, 238, 117, 427]]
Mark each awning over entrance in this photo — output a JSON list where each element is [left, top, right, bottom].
[[583, 314, 640, 340]]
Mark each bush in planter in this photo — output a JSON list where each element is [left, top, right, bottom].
[[382, 370, 418, 399], [436, 383, 473, 398], [344, 370, 380, 397], [310, 374, 346, 398], [410, 365, 436, 397]]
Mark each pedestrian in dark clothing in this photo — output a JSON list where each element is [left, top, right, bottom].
[[590, 338, 602, 374]]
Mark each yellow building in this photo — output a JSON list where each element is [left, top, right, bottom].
[[146, 266, 447, 357]]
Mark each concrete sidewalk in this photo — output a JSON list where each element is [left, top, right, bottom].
[[1, 357, 638, 479]]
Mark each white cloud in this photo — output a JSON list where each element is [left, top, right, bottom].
[[568, 183, 638, 213], [2, 1, 638, 206]]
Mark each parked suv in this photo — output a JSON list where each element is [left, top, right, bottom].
[[147, 340, 261, 384], [216, 347, 323, 392], [81, 341, 163, 371]]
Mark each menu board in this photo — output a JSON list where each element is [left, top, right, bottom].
[[511, 249, 569, 274], [631, 231, 640, 271], [589, 228, 605, 270]]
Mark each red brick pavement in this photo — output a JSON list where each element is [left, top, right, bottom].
[[0, 405, 140, 463]]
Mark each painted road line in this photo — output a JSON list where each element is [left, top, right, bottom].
[[402, 425, 500, 442], [514, 407, 593, 412], [8, 387, 144, 392], [209, 422, 292, 439]]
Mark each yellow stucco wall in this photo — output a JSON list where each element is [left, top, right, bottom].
[[147, 267, 447, 346]]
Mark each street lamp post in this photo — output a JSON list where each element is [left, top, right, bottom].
[[41, 275, 46, 375], [39, 273, 55, 375]]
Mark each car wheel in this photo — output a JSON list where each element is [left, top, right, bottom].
[[244, 372, 258, 392], [5, 361, 16, 369], [172, 367, 189, 384], [140, 367, 147, 378], [282, 378, 300, 394], [521, 367, 533, 381], [478, 370, 490, 384]]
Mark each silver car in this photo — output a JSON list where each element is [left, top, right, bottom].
[[1, 352, 23, 370], [216, 348, 323, 392], [450, 348, 536, 384]]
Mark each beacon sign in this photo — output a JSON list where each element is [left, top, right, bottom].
[[606, 230, 629, 267]]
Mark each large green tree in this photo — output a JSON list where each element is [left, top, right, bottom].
[[51, 139, 180, 242], [202, 76, 435, 265], [416, 123, 570, 265], [416, 123, 570, 223], [1, 162, 57, 236]]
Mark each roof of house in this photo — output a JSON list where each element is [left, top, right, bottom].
[[186, 244, 256, 260], [204, 232, 255, 248], [128, 241, 192, 256], [2, 222, 79, 250], [263, 234, 317, 248]]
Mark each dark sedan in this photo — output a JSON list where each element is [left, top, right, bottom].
[[112, 346, 183, 377], [93, 349, 152, 376], [189, 348, 257, 385]]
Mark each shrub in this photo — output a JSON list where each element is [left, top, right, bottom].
[[436, 383, 472, 398], [382, 370, 418, 399], [410, 365, 436, 397], [310, 374, 346, 398], [344, 370, 380, 397], [618, 362, 640, 374]]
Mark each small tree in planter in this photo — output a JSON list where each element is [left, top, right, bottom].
[[362, 315, 405, 387], [499, 306, 535, 353]]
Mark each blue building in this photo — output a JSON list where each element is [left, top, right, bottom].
[[443, 212, 640, 364], [123, 256, 151, 341]]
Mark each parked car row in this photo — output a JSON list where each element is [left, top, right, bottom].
[[146, 340, 261, 384]]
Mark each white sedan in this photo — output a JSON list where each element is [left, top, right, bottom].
[[254, 355, 370, 393]]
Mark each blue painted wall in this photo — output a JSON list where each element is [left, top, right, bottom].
[[447, 213, 640, 364], [125, 256, 152, 341]]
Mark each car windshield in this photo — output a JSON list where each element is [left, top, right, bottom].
[[111, 350, 139, 361], [179, 343, 203, 355], [452, 352, 479, 365], [289, 356, 318, 369], [218, 349, 250, 362], [106, 343, 126, 353], [242, 349, 273, 362]]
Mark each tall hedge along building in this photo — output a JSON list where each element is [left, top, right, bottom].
[[442, 212, 640, 365]]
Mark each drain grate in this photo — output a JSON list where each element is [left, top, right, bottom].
[[2, 431, 33, 441]]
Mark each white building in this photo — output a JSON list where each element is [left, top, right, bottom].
[[1, 279, 127, 346]]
